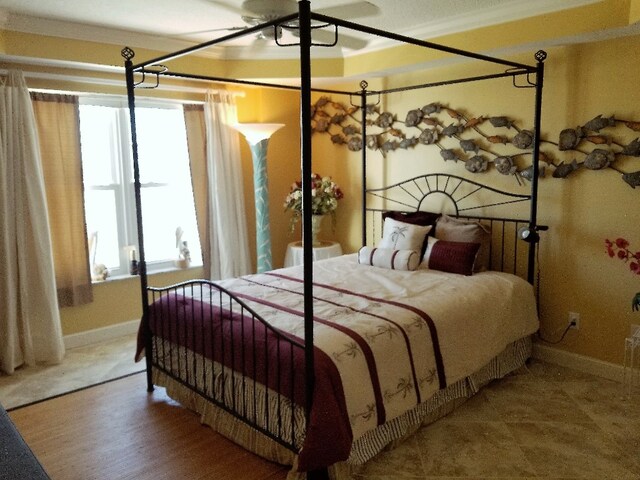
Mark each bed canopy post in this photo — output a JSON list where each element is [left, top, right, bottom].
[[360, 81, 368, 246], [122, 47, 153, 392], [298, 0, 316, 425], [121, 47, 153, 392], [526, 50, 547, 284]]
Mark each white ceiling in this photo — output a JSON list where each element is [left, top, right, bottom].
[[0, 0, 605, 61]]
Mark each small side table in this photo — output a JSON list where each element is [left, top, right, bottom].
[[284, 241, 343, 267]]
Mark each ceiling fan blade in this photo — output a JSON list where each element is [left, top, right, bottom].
[[170, 26, 248, 38], [315, 1, 380, 20], [311, 28, 369, 50]]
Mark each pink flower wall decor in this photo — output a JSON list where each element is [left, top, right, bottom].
[[605, 238, 640, 275], [605, 237, 640, 312]]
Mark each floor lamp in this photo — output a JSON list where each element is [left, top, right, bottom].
[[235, 123, 284, 273]]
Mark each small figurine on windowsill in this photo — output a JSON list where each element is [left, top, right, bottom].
[[88, 231, 109, 281], [175, 227, 191, 269], [128, 246, 139, 275]]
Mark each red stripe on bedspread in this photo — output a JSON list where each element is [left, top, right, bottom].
[[268, 272, 447, 390], [233, 287, 387, 426], [242, 275, 431, 416], [138, 292, 352, 472]]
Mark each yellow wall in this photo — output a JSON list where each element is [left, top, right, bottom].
[[313, 34, 640, 368], [2, 0, 639, 364], [536, 37, 640, 365], [60, 267, 204, 335]]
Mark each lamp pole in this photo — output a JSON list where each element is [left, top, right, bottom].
[[235, 123, 284, 273]]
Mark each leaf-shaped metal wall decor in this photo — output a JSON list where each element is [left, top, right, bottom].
[[310, 96, 640, 189]]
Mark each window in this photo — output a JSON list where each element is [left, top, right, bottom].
[[79, 97, 201, 277]]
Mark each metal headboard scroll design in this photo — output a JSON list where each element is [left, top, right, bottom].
[[366, 173, 531, 217], [364, 173, 538, 280]]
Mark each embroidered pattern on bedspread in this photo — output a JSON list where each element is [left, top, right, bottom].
[[266, 272, 446, 391], [209, 271, 445, 443]]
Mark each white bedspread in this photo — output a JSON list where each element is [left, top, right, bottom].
[[214, 253, 539, 446]]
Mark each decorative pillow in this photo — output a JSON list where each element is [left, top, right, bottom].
[[434, 214, 491, 272], [382, 210, 441, 229], [420, 237, 480, 276], [377, 217, 432, 252], [358, 246, 420, 271]]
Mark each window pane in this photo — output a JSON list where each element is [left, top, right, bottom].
[[79, 105, 119, 186], [135, 108, 191, 186], [84, 189, 120, 270], [141, 185, 201, 264], [136, 106, 201, 265]]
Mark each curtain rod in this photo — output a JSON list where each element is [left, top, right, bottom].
[[0, 68, 244, 97]]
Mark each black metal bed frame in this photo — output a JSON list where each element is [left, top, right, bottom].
[[364, 173, 540, 278], [123, 1, 546, 476]]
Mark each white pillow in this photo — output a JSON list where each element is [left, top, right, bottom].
[[377, 217, 432, 252], [358, 247, 420, 271]]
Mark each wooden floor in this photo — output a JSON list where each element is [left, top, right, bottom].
[[8, 373, 288, 480]]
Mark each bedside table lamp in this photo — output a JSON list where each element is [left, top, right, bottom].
[[235, 123, 284, 273]]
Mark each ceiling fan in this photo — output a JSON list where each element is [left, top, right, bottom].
[[192, 0, 380, 49]]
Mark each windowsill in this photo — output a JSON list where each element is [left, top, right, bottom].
[[91, 263, 203, 285]]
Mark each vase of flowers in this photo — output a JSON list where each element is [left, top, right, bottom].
[[284, 173, 343, 246], [605, 237, 640, 312]]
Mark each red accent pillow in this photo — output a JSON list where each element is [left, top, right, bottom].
[[421, 237, 480, 276], [382, 210, 441, 228], [434, 214, 491, 272]]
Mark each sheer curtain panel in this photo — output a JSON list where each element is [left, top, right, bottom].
[[0, 71, 65, 374], [31, 92, 92, 307], [183, 104, 211, 279], [198, 92, 251, 279]]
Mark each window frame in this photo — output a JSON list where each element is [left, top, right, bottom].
[[79, 95, 201, 278]]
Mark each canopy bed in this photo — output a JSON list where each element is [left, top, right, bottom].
[[123, 1, 547, 478]]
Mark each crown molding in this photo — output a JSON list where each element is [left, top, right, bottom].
[[3, 0, 600, 63], [1, 12, 226, 60], [0, 0, 617, 73], [0, 11, 346, 62], [346, 0, 601, 59]]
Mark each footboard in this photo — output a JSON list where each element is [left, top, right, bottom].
[[142, 280, 307, 453]]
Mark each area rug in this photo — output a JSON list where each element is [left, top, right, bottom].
[[0, 334, 143, 410], [0, 402, 50, 479]]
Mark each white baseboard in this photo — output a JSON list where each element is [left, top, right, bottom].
[[532, 342, 624, 383], [63, 319, 140, 350]]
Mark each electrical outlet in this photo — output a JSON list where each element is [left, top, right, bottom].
[[568, 311, 580, 330]]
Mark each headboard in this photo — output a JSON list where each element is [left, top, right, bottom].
[[365, 173, 540, 281]]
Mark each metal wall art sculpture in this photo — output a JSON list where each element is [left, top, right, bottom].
[[311, 97, 640, 189]]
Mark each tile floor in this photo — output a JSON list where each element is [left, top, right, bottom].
[[1, 335, 639, 479], [355, 360, 640, 479], [0, 334, 143, 410]]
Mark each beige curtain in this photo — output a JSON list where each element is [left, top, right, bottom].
[[0, 71, 65, 374], [30, 92, 92, 307], [185, 93, 251, 280], [184, 104, 211, 279], [204, 91, 251, 279]]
